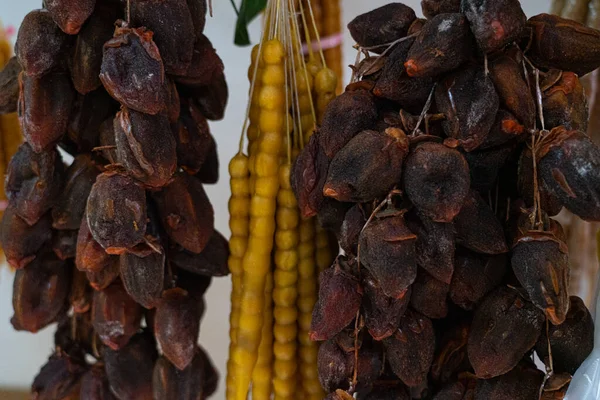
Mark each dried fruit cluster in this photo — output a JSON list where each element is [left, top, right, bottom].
[[0, 0, 228, 398], [292, 1, 599, 399]]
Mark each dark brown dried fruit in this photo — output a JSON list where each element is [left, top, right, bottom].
[[187, 0, 207, 37], [462, 144, 515, 193], [318, 89, 379, 159], [488, 56, 535, 130], [120, 248, 165, 309], [12, 250, 71, 332], [543, 72, 589, 132], [363, 272, 411, 341], [19, 71, 75, 153], [104, 329, 158, 400], [468, 286, 545, 378], [338, 204, 366, 256], [75, 216, 115, 273], [69, 3, 119, 93], [52, 229, 78, 260], [436, 67, 499, 152], [537, 127, 600, 221], [32, 351, 87, 400], [405, 210, 455, 284], [481, 110, 526, 150], [175, 101, 213, 175], [1, 206, 52, 269], [130, 0, 195, 75], [404, 142, 470, 222], [153, 172, 214, 254], [0, 56, 21, 114], [80, 363, 115, 400], [512, 227, 570, 325], [421, 0, 461, 18], [453, 190, 508, 254], [99, 117, 118, 164], [115, 107, 177, 188], [405, 14, 472, 78], [196, 134, 219, 184], [152, 348, 213, 400], [70, 268, 92, 314], [354, 340, 385, 391], [527, 13, 600, 77], [309, 258, 362, 341], [154, 288, 201, 370], [173, 34, 224, 87], [384, 309, 435, 387], [6, 143, 64, 226], [92, 280, 142, 350], [324, 129, 408, 202], [199, 345, 219, 397], [431, 320, 472, 385], [100, 23, 166, 115], [291, 132, 330, 218], [87, 259, 121, 291], [317, 339, 352, 392], [176, 269, 212, 300], [517, 146, 563, 216], [185, 72, 229, 121], [535, 296, 594, 375], [474, 360, 544, 400], [86, 171, 147, 254], [461, 0, 527, 53], [348, 3, 416, 52], [16, 9, 70, 76], [169, 230, 230, 277], [363, 385, 411, 400], [45, 0, 96, 35], [450, 251, 507, 310], [67, 89, 118, 152], [410, 269, 449, 319]]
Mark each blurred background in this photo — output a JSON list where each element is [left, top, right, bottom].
[[0, 0, 567, 398]]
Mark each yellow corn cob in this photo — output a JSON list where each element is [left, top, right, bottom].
[[252, 271, 274, 400]]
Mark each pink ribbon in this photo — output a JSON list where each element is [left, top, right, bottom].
[[302, 33, 343, 55]]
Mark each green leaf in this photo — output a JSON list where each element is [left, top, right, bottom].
[[234, 0, 267, 46]]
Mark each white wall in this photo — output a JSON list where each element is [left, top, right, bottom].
[[0, 0, 550, 397]]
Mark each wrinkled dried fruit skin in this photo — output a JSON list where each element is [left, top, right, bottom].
[[93, 281, 142, 350], [363, 273, 411, 341], [462, 144, 514, 193], [291, 133, 330, 218], [543, 72, 589, 132], [184, 73, 229, 121], [120, 249, 165, 309], [130, 0, 195, 75], [16, 9, 70, 76], [348, 3, 416, 52], [169, 230, 230, 277], [198, 346, 218, 397], [359, 213, 417, 298], [55, 312, 96, 357], [32, 352, 87, 400], [432, 381, 471, 400], [512, 230, 570, 325], [450, 251, 506, 310], [372, 38, 435, 111], [474, 360, 544, 400], [6, 143, 64, 226], [421, 0, 461, 18], [404, 142, 470, 222], [152, 349, 208, 400], [115, 107, 177, 188], [173, 34, 224, 87], [318, 89, 379, 159], [99, 117, 118, 163], [53, 155, 99, 230], [1, 207, 52, 269], [384, 309, 435, 387], [19, 71, 75, 153], [104, 330, 158, 400], [195, 134, 219, 184], [80, 363, 116, 400], [535, 296, 594, 374], [453, 190, 508, 254], [488, 56, 535, 130], [354, 341, 385, 391], [436, 67, 499, 152], [154, 288, 201, 370], [338, 204, 366, 256], [517, 147, 563, 216], [405, 14, 472, 78], [176, 101, 213, 175], [317, 198, 352, 233], [310, 259, 363, 341], [324, 130, 407, 202], [431, 320, 472, 385], [538, 128, 600, 221], [69, 3, 119, 94], [52, 229, 78, 260], [100, 24, 166, 115], [86, 172, 147, 254], [461, 0, 526, 53], [46, 0, 96, 34], [153, 173, 214, 253], [70, 268, 92, 314], [318, 339, 353, 392], [187, 0, 207, 37], [87, 259, 121, 291], [527, 14, 600, 77], [67, 89, 118, 152], [76, 216, 115, 273], [468, 286, 545, 378], [12, 251, 71, 332], [363, 386, 411, 400], [410, 269, 449, 319], [0, 56, 21, 114], [406, 211, 455, 284], [481, 110, 526, 150]]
